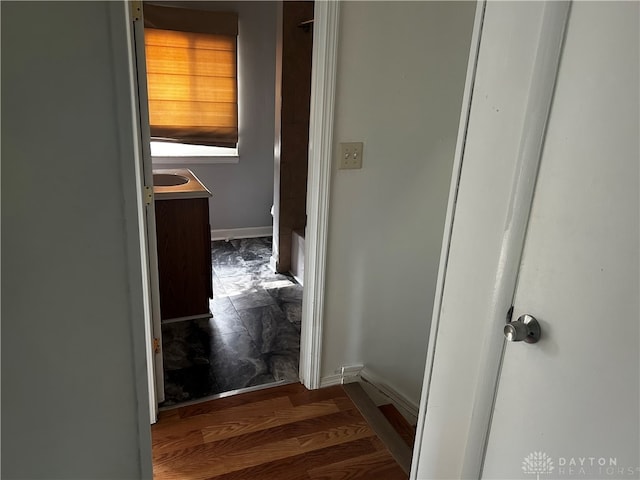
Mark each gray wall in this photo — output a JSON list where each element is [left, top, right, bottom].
[[151, 1, 277, 232], [321, 2, 476, 407], [2, 2, 152, 477]]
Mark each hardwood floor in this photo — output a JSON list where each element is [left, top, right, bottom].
[[152, 382, 409, 480]]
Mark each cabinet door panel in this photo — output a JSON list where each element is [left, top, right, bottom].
[[155, 198, 211, 320]]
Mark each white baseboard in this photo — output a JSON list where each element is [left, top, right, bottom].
[[319, 374, 342, 388], [211, 226, 273, 241], [320, 363, 364, 388], [341, 364, 364, 379], [360, 367, 419, 423], [290, 230, 305, 286], [320, 365, 419, 424]]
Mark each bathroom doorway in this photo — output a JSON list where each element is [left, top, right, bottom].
[[158, 0, 314, 408], [132, 0, 325, 414]]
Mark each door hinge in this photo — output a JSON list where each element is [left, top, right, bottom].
[[144, 185, 153, 205], [153, 337, 160, 354], [130, 0, 142, 22]]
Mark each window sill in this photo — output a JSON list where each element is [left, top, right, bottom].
[[150, 141, 238, 164], [151, 156, 239, 165]]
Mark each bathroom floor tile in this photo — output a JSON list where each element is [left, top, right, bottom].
[[238, 248, 269, 263], [267, 284, 304, 329], [268, 284, 304, 303], [228, 289, 277, 311], [212, 260, 247, 278], [238, 305, 300, 354], [210, 330, 269, 392], [160, 237, 303, 408], [208, 298, 247, 335], [267, 353, 300, 382], [211, 312, 248, 337], [161, 321, 211, 372], [218, 274, 262, 295], [209, 295, 236, 316], [211, 240, 236, 257], [230, 237, 272, 259], [211, 275, 226, 299], [163, 365, 219, 405]]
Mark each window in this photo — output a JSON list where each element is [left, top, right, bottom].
[[143, 3, 239, 160]]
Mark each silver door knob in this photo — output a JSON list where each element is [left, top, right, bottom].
[[504, 314, 541, 343]]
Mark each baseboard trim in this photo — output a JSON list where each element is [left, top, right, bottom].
[[211, 226, 273, 241], [290, 230, 305, 286], [319, 363, 363, 388], [360, 367, 419, 423], [319, 374, 342, 388], [320, 366, 418, 423]]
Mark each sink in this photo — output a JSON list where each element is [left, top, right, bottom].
[[152, 168, 212, 199], [153, 173, 189, 187]]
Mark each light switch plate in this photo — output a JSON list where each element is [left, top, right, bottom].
[[339, 142, 363, 169]]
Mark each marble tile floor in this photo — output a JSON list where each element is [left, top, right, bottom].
[[160, 237, 303, 407]]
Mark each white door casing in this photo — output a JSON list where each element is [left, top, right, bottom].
[[300, 0, 340, 389], [413, 1, 639, 479], [107, 2, 156, 469], [129, 3, 165, 416]]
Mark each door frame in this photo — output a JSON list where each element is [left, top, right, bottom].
[[130, 1, 165, 410], [107, 1, 155, 474], [123, 0, 341, 414], [117, 0, 166, 423], [299, 0, 340, 390], [410, 2, 571, 478]]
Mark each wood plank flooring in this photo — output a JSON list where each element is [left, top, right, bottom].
[[152, 382, 408, 480]]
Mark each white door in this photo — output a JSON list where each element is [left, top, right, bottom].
[[483, 2, 639, 478]]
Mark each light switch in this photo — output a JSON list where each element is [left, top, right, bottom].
[[339, 142, 363, 169]]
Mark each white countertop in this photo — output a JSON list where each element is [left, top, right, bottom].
[[152, 168, 212, 200]]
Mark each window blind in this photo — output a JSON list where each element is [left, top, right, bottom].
[[143, 4, 238, 148]]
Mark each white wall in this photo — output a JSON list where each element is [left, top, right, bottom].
[[151, 1, 277, 231], [2, 2, 151, 477], [321, 1, 475, 407]]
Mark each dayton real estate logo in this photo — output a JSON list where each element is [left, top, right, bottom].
[[523, 451, 555, 480]]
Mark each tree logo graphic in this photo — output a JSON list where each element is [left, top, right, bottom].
[[522, 451, 554, 480]]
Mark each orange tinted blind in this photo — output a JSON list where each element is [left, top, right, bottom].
[[143, 5, 238, 147]]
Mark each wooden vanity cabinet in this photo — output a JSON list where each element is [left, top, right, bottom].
[[154, 197, 213, 321]]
